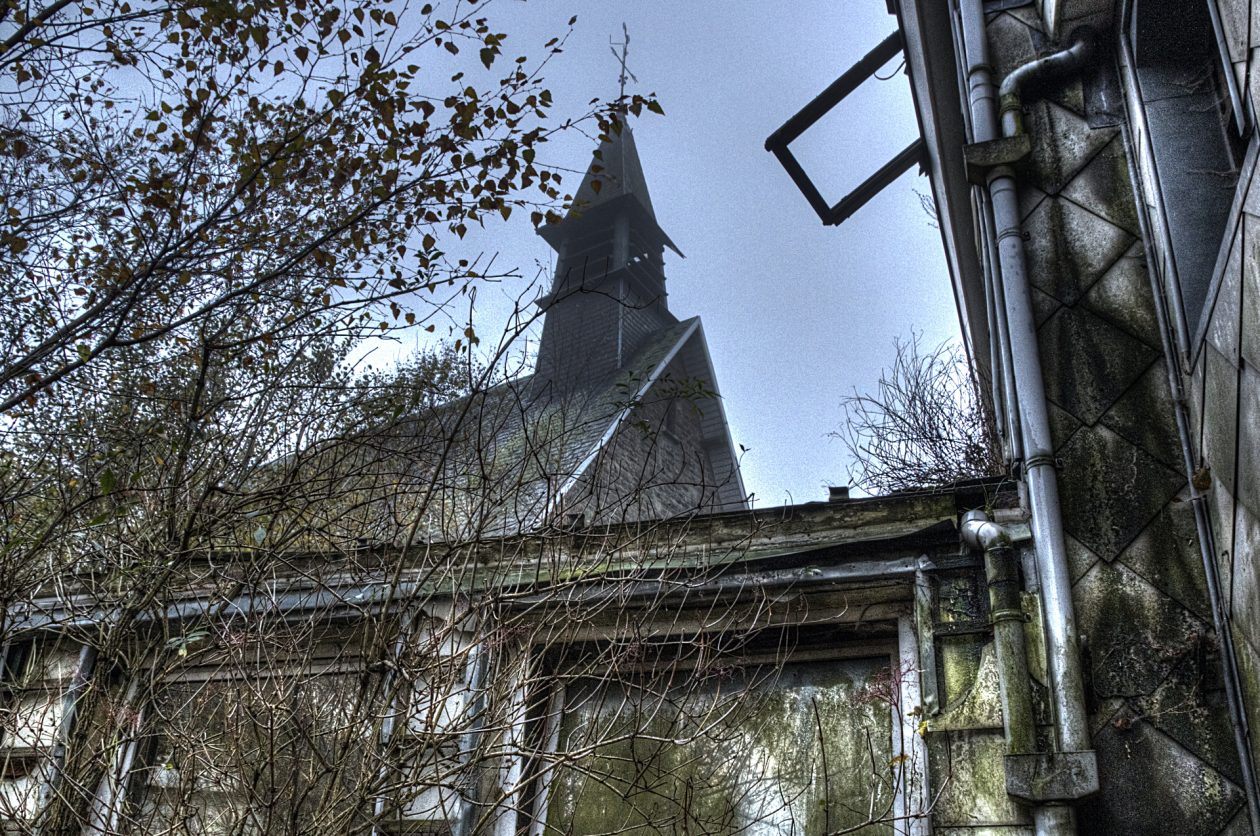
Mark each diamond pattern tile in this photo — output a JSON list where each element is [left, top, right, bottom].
[[986, 11, 1041, 83], [1204, 344, 1240, 496], [1118, 500, 1212, 621], [1219, 807, 1254, 836], [1242, 213, 1260, 370], [1039, 304, 1158, 426], [1066, 532, 1100, 585], [1024, 100, 1117, 195], [1208, 477, 1237, 604], [1232, 507, 1260, 668], [1061, 136, 1141, 235], [1101, 360, 1184, 470], [1207, 229, 1244, 360], [1081, 243, 1161, 348], [1076, 560, 1209, 696], [1020, 183, 1049, 223], [1047, 398, 1083, 450], [1238, 360, 1260, 519], [1132, 655, 1247, 787], [1058, 423, 1183, 560], [1220, 0, 1250, 62], [1025, 196, 1135, 305], [1232, 635, 1260, 793], [1031, 285, 1061, 327]]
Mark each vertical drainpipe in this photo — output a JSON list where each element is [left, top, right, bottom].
[[962, 512, 1037, 756], [991, 51, 1095, 757], [980, 194, 1024, 463], [957, 3, 1095, 833], [980, 208, 1009, 458]]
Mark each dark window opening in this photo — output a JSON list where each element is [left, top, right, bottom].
[[1130, 0, 1248, 333]]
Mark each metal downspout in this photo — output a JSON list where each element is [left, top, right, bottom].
[[961, 512, 1037, 756], [981, 208, 1008, 458], [958, 4, 1096, 832], [1121, 119, 1260, 831], [981, 190, 1024, 463]]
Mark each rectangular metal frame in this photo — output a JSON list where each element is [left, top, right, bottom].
[[765, 30, 926, 226]]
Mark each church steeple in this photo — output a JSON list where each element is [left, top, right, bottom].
[[533, 126, 683, 392]]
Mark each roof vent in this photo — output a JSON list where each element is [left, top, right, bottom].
[[828, 486, 851, 502]]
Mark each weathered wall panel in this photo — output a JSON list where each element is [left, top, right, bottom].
[[990, 5, 1250, 832]]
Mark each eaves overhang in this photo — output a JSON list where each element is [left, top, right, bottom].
[[894, 0, 991, 384], [11, 480, 1012, 634]]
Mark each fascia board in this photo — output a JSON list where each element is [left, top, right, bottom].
[[897, 0, 990, 377]]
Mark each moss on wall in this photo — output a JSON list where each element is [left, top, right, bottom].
[[548, 658, 895, 834]]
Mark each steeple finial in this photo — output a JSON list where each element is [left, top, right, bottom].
[[609, 23, 637, 105]]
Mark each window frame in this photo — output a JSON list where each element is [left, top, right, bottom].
[[1120, 0, 1256, 360], [519, 615, 929, 836], [766, 30, 926, 226]]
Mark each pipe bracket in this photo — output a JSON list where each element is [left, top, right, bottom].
[[990, 607, 1028, 625], [963, 134, 1032, 185], [1005, 750, 1100, 802]]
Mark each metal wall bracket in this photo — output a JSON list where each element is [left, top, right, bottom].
[[766, 30, 927, 226], [1005, 750, 1100, 802]]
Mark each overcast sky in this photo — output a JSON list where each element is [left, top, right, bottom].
[[431, 0, 959, 507]]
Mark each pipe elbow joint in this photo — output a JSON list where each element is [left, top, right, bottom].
[[997, 26, 1098, 110], [961, 510, 1011, 551]]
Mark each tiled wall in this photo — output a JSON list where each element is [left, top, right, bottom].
[[1189, 0, 1260, 806], [985, 5, 1250, 832]]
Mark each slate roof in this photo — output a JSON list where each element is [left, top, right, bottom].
[[540, 128, 683, 258], [300, 317, 744, 546], [435, 316, 744, 537]]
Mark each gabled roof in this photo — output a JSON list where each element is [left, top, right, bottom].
[[434, 316, 745, 537], [296, 318, 744, 545]]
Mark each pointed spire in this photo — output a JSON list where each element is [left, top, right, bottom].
[[568, 127, 656, 221], [532, 123, 683, 393], [541, 126, 681, 258]]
